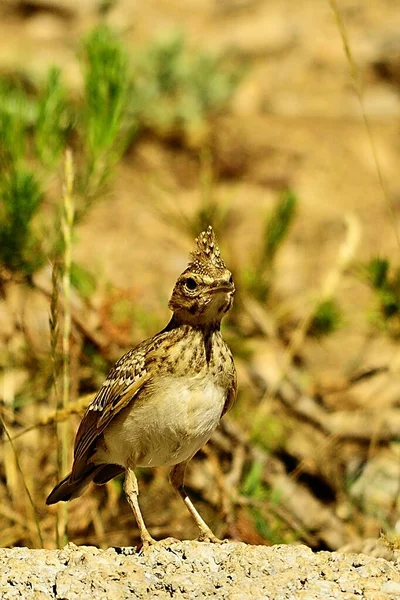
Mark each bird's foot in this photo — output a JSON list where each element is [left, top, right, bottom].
[[196, 529, 225, 543], [141, 536, 181, 551], [139, 535, 157, 552]]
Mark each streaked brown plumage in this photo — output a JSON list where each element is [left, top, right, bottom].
[[46, 226, 237, 547]]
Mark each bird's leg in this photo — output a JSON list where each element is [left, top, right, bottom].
[[123, 466, 156, 549], [169, 461, 221, 543]]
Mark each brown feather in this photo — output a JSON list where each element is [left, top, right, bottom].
[[72, 373, 150, 479]]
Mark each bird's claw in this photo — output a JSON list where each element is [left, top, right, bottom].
[[196, 530, 225, 543]]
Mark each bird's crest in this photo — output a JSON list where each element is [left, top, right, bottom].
[[188, 226, 226, 274]]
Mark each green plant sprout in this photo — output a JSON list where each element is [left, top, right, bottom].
[[307, 298, 342, 338], [359, 257, 400, 335], [244, 188, 297, 302]]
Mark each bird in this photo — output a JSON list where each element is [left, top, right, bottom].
[[46, 225, 237, 547]]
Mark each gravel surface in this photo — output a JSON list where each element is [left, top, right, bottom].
[[0, 542, 399, 600]]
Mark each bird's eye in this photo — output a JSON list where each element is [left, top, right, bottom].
[[185, 277, 198, 291]]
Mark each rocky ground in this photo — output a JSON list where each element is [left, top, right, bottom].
[[1, 541, 400, 600]]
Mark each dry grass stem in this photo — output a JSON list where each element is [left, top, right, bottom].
[[0, 414, 43, 547], [57, 148, 75, 546], [49, 258, 61, 546], [328, 0, 400, 251]]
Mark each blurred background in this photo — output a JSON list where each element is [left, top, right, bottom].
[[1, 0, 400, 553]]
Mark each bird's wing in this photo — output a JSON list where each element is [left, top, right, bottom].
[[222, 351, 237, 417], [71, 343, 153, 479]]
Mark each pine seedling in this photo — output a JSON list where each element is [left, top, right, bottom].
[[261, 188, 297, 269], [360, 256, 400, 321], [245, 189, 297, 302], [35, 68, 70, 168], [0, 76, 57, 282], [81, 25, 133, 199], [363, 257, 389, 290], [0, 168, 44, 279], [307, 298, 342, 338], [0, 79, 34, 168], [130, 35, 189, 133], [360, 257, 400, 332], [187, 50, 244, 114], [130, 34, 244, 141], [146, 34, 185, 94]]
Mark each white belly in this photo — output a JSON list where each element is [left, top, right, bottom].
[[97, 375, 226, 468]]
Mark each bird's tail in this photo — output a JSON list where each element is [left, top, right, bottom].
[[46, 463, 125, 504], [46, 466, 97, 504]]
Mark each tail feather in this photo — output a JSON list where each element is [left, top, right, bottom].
[[46, 466, 98, 504], [92, 464, 125, 485], [46, 463, 125, 505]]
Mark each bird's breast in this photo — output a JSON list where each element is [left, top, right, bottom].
[[99, 373, 227, 469], [150, 373, 226, 440], [136, 374, 226, 467]]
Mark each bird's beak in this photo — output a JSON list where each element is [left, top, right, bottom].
[[209, 281, 235, 295]]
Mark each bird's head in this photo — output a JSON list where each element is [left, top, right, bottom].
[[169, 226, 235, 326]]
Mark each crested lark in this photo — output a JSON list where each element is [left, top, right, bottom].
[[46, 226, 237, 547]]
